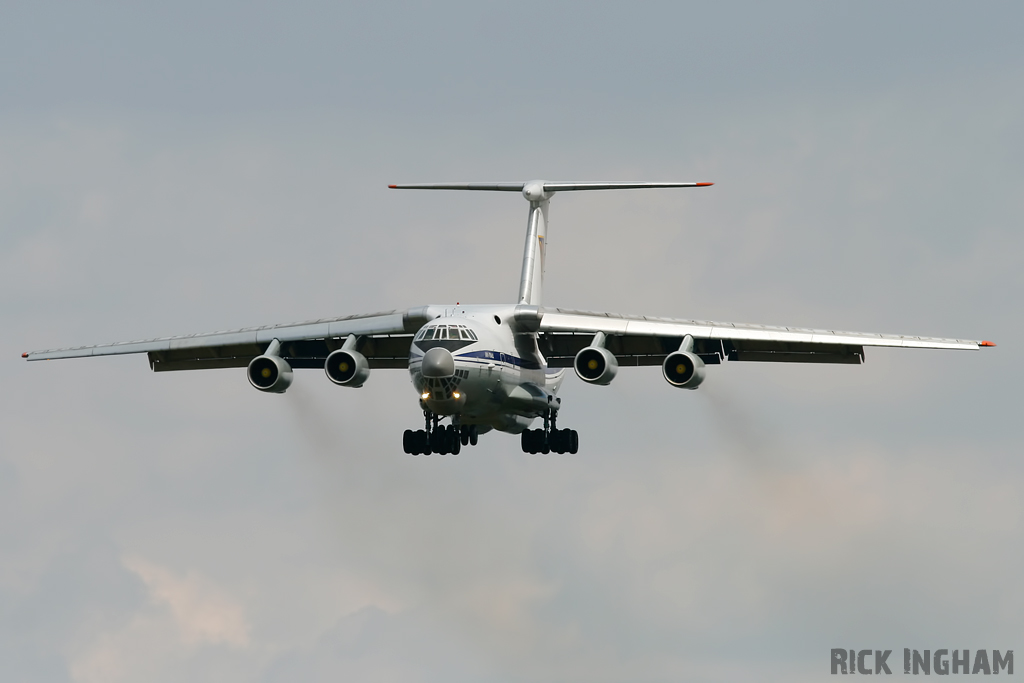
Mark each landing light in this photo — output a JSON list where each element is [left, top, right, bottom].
[[421, 392, 430, 400], [453, 391, 461, 399]]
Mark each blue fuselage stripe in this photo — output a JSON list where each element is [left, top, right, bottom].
[[411, 349, 560, 375]]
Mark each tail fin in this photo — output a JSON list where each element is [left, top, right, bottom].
[[519, 192, 548, 305], [388, 180, 713, 305]]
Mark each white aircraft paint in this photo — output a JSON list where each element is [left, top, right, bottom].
[[23, 180, 994, 453]]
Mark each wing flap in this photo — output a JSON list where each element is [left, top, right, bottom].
[[725, 339, 864, 364], [727, 350, 862, 364]]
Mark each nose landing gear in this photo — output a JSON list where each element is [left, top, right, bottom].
[[521, 409, 578, 454], [403, 411, 478, 455]]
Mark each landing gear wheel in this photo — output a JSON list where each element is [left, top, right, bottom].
[[460, 426, 470, 447], [469, 426, 478, 446], [519, 426, 578, 455], [450, 425, 461, 455], [417, 430, 431, 455], [521, 430, 532, 454], [548, 428, 567, 454], [521, 428, 548, 454], [403, 429, 416, 455]]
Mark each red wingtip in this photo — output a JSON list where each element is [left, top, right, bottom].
[[695, 182, 714, 187], [980, 341, 996, 347], [21, 352, 28, 358], [388, 184, 397, 189]]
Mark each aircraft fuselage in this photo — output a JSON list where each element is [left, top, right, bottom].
[[407, 305, 564, 434]]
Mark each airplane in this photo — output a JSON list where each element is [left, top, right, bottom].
[[23, 180, 995, 456]]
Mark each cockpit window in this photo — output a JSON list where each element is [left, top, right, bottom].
[[416, 324, 476, 342]]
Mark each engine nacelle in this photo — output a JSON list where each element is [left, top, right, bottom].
[[247, 354, 293, 393], [325, 349, 370, 387], [574, 346, 619, 385], [662, 350, 705, 389]]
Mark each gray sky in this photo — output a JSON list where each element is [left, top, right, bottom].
[[2, 2, 1022, 681]]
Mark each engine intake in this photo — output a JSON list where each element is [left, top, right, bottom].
[[662, 350, 705, 389], [247, 354, 293, 393], [325, 349, 370, 387], [574, 346, 618, 385]]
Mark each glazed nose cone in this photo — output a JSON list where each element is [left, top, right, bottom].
[[421, 347, 455, 378]]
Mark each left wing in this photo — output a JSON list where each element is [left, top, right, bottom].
[[536, 307, 994, 367], [23, 307, 439, 371]]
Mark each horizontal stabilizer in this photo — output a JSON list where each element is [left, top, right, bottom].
[[388, 181, 712, 192], [541, 181, 712, 191], [387, 180, 713, 307]]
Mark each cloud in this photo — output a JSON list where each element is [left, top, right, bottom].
[[122, 556, 249, 648], [66, 557, 251, 683]]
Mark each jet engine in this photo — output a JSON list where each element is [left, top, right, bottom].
[[574, 346, 618, 385], [325, 348, 370, 387], [247, 354, 293, 393], [662, 350, 705, 389]]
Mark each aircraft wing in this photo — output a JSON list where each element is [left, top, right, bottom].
[[536, 307, 994, 367], [22, 308, 436, 371]]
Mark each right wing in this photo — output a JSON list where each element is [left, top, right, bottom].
[[536, 307, 993, 367], [388, 181, 712, 192], [23, 307, 441, 371]]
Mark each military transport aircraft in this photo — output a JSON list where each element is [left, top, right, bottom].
[[23, 181, 994, 455]]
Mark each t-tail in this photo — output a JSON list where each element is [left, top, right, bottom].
[[388, 180, 713, 305]]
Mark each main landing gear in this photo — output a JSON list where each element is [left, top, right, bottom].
[[403, 411, 478, 455], [521, 409, 578, 455]]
